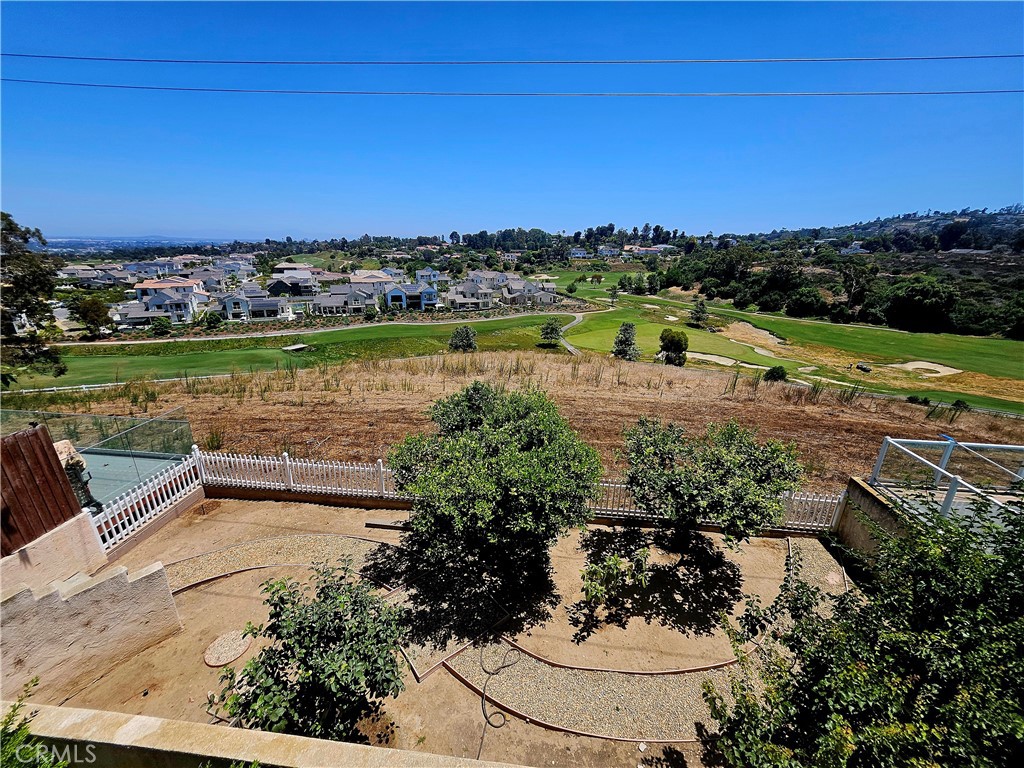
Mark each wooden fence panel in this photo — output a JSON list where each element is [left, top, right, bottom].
[[1, 425, 82, 555]]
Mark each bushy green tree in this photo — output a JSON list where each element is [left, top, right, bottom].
[[72, 295, 112, 336], [624, 419, 802, 543], [764, 365, 787, 382], [448, 324, 477, 352], [539, 317, 563, 345], [659, 328, 688, 366], [204, 311, 223, 330], [612, 322, 641, 361], [0, 213, 66, 386], [213, 562, 406, 742], [705, 500, 1024, 767], [388, 382, 601, 599], [149, 316, 172, 336], [363, 303, 378, 321], [689, 297, 709, 326]]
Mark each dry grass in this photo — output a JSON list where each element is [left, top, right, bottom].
[[27, 351, 1024, 491]]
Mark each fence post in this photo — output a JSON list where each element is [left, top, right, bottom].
[[934, 439, 957, 487], [869, 438, 890, 484], [192, 444, 206, 485], [377, 459, 386, 496], [283, 452, 293, 490], [940, 475, 961, 517]]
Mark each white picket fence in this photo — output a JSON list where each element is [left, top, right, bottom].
[[197, 449, 401, 499], [91, 448, 844, 549], [92, 454, 203, 551]]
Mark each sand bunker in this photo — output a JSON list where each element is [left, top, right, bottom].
[[689, 353, 737, 366], [888, 360, 963, 377], [532, 274, 560, 280], [665, 315, 680, 321], [643, 304, 660, 309], [798, 366, 818, 373]]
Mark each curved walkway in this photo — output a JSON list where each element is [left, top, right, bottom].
[[164, 533, 381, 592]]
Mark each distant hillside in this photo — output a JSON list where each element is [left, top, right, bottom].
[[752, 204, 1024, 252]]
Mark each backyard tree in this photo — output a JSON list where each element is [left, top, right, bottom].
[[625, 418, 802, 543], [213, 562, 406, 742], [659, 328, 688, 366], [611, 322, 641, 361], [689, 297, 709, 327], [363, 303, 378, 321], [149, 317, 173, 336], [204, 312, 223, 330], [539, 317, 563, 345], [705, 500, 1024, 768], [388, 382, 602, 614], [447, 324, 477, 352], [71, 296, 111, 336]]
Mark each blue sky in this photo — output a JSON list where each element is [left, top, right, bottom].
[[1, 1, 1021, 239]]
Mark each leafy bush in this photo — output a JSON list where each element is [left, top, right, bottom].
[[581, 549, 650, 605], [906, 394, 931, 406], [764, 365, 787, 382], [705, 499, 1024, 768], [625, 418, 803, 543], [447, 325, 478, 352], [212, 561, 406, 742]]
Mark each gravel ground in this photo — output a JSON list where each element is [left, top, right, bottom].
[[164, 534, 379, 591], [446, 641, 732, 741], [790, 537, 850, 595]]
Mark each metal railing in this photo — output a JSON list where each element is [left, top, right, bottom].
[[869, 437, 1024, 518]]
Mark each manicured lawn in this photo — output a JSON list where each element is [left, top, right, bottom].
[[566, 307, 783, 368], [13, 316, 564, 389], [655, 297, 1023, 381]]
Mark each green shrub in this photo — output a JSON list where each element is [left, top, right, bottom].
[[764, 365, 787, 382]]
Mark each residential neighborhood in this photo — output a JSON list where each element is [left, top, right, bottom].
[[59, 253, 568, 331]]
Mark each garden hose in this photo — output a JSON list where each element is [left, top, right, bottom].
[[479, 644, 523, 728]]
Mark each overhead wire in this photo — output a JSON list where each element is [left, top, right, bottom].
[[2, 78, 1021, 97]]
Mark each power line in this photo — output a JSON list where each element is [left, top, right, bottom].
[[3, 78, 1021, 97], [3, 52, 1022, 66]]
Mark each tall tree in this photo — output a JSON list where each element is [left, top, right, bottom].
[[71, 296, 112, 337], [0, 213, 66, 387], [611, 322, 641, 361], [659, 328, 688, 366]]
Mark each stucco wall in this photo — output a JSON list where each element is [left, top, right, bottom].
[[0, 512, 107, 596], [1, 563, 181, 701], [6, 703, 523, 768], [835, 477, 913, 557]]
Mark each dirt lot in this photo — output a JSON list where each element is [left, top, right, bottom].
[[54, 351, 1024, 490]]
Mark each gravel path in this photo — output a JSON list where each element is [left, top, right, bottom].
[[164, 534, 380, 592], [446, 641, 731, 741]]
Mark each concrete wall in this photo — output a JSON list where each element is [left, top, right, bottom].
[[834, 477, 913, 557], [6, 702, 523, 768], [1, 563, 181, 701], [0, 512, 107, 595]]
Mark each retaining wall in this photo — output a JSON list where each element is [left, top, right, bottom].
[[0, 512, 108, 595], [834, 476, 913, 557], [1, 563, 181, 701]]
